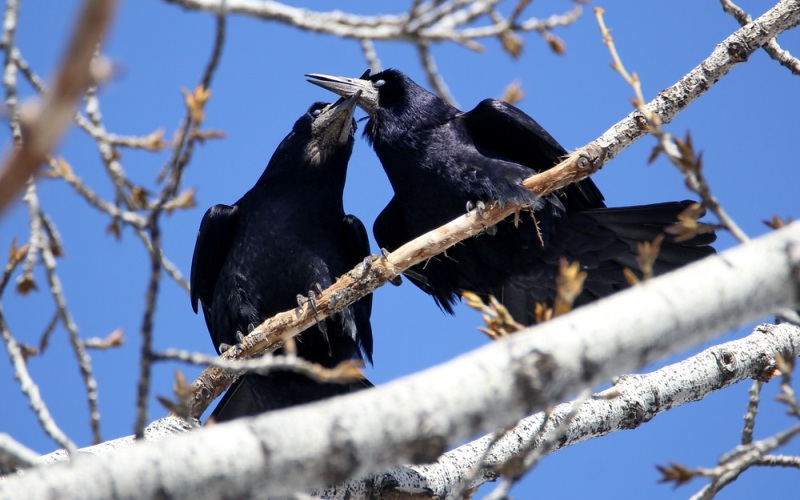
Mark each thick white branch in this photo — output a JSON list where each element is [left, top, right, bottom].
[[335, 323, 800, 498], [2, 222, 799, 499], [37, 416, 199, 466], [0, 434, 39, 473]]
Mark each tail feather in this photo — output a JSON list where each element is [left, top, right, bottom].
[[581, 200, 697, 225], [584, 200, 716, 279], [583, 200, 716, 255], [654, 242, 716, 264], [506, 200, 716, 325]]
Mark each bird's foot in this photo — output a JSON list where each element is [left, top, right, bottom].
[[359, 254, 376, 278], [466, 200, 487, 218], [303, 287, 328, 338], [467, 200, 497, 235], [218, 329, 248, 354]]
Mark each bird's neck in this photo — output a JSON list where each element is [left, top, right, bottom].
[[253, 168, 346, 213]]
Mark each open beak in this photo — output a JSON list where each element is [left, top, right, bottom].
[[314, 90, 362, 145], [306, 72, 379, 115], [311, 92, 361, 146]]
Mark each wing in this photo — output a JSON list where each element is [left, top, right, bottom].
[[190, 204, 239, 329], [461, 99, 605, 210], [373, 196, 411, 254], [374, 196, 460, 314], [341, 213, 374, 363]]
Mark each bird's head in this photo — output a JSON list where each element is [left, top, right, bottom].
[[306, 69, 415, 118], [294, 92, 360, 167]]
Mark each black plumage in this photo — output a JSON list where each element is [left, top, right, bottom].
[[190, 96, 373, 420], [307, 69, 715, 324]]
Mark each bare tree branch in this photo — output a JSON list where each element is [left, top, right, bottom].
[[0, 433, 39, 473], [324, 323, 797, 497], [595, 7, 748, 244], [720, 0, 800, 75], [691, 423, 800, 500], [0, 0, 116, 214], [756, 454, 800, 468], [39, 415, 200, 466], [0, 307, 77, 456], [134, 6, 227, 439], [164, 0, 577, 42], [1, 0, 22, 145], [417, 43, 458, 106], [741, 380, 762, 445], [358, 38, 382, 74], [24, 183, 103, 444]]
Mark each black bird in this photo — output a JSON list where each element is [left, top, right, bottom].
[[307, 69, 715, 324], [190, 95, 373, 420]]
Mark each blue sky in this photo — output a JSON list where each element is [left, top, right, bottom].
[[1, 1, 799, 497]]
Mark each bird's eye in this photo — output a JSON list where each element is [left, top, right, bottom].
[[374, 79, 386, 88]]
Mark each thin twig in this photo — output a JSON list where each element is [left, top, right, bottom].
[[46, 157, 146, 228], [719, 0, 800, 75], [741, 380, 762, 445], [1, 0, 22, 145], [165, 0, 582, 45], [756, 454, 800, 468], [8, 47, 47, 92], [0, 0, 117, 214], [595, 6, 750, 244], [155, 348, 365, 384], [38, 311, 60, 354], [417, 43, 458, 107], [449, 427, 508, 498], [0, 309, 77, 455], [508, 0, 531, 27], [25, 184, 103, 444], [690, 423, 800, 500], [134, 8, 226, 439], [82, 328, 124, 350], [0, 433, 40, 472], [0, 239, 26, 297], [83, 90, 136, 209], [134, 226, 162, 440], [405, 0, 484, 34], [358, 38, 382, 74]]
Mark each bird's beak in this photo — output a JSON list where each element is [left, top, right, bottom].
[[306, 72, 379, 115], [312, 90, 362, 147]]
